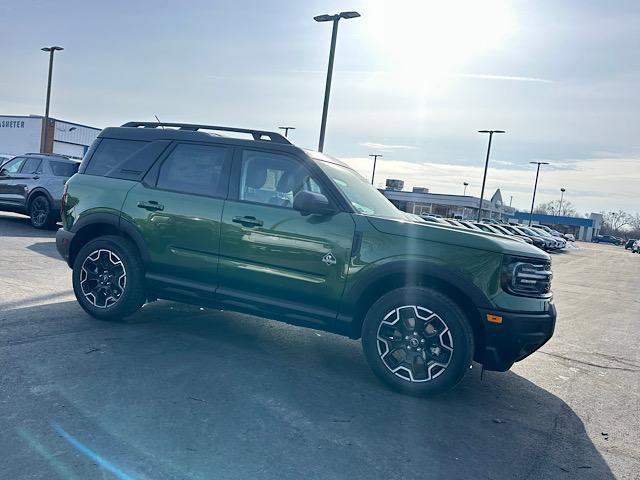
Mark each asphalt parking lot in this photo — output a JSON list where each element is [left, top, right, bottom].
[[1, 211, 638, 480]]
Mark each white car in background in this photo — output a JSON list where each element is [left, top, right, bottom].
[[0, 154, 13, 168]]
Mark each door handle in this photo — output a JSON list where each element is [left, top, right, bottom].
[[32, 176, 40, 180], [232, 216, 263, 227], [137, 200, 164, 211]]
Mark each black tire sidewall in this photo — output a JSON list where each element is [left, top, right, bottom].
[[72, 236, 145, 321], [29, 195, 55, 229], [361, 287, 474, 396]]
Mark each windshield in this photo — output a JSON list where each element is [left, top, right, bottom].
[[491, 225, 513, 236], [317, 160, 405, 219]]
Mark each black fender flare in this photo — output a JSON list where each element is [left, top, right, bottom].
[[346, 260, 494, 310], [69, 212, 150, 267], [338, 259, 496, 339]]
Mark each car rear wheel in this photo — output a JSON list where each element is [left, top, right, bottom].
[[29, 195, 57, 229], [361, 287, 474, 396], [72, 235, 146, 321]]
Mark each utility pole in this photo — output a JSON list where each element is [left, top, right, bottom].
[[278, 126, 295, 138], [558, 187, 566, 216], [314, 11, 360, 152], [41, 46, 64, 153], [369, 154, 382, 185], [528, 161, 549, 225], [476, 129, 505, 221]]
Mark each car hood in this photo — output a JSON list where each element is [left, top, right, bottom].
[[366, 216, 550, 260]]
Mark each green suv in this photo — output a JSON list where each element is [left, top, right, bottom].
[[56, 122, 556, 395]]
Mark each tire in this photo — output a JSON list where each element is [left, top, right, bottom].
[[361, 287, 474, 396], [72, 235, 146, 321], [29, 195, 57, 229]]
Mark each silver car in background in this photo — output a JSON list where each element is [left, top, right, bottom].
[[0, 153, 80, 229]]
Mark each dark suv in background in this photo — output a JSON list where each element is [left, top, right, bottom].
[[55, 122, 556, 396], [593, 234, 622, 245], [0, 152, 80, 228]]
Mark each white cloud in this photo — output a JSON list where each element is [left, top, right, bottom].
[[359, 142, 417, 151], [458, 73, 554, 83]]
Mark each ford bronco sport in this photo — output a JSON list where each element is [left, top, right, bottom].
[[56, 122, 556, 396]]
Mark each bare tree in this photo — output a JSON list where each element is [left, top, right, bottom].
[[535, 200, 578, 217], [599, 210, 632, 234]]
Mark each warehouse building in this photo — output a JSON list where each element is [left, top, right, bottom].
[[0, 114, 100, 160]]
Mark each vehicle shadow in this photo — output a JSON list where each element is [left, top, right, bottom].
[[0, 213, 59, 238], [3, 300, 614, 480], [26, 241, 62, 261]]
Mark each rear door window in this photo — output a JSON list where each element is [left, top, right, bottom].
[[20, 158, 43, 174], [84, 139, 147, 176], [156, 143, 231, 197]]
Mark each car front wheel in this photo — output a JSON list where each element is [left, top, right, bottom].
[[72, 235, 146, 321], [361, 287, 474, 396]]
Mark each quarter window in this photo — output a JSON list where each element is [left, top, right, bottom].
[[156, 143, 229, 197], [50, 161, 79, 177], [85, 139, 147, 176], [239, 151, 323, 208]]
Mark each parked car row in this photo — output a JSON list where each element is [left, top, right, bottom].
[[419, 215, 568, 252]]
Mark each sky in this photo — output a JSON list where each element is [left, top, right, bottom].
[[1, 0, 638, 214]]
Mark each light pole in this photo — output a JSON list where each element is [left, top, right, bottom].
[[558, 187, 566, 216], [463, 182, 469, 196], [528, 161, 549, 225], [476, 130, 505, 221], [369, 154, 382, 185], [41, 46, 64, 153], [314, 11, 360, 152], [278, 126, 295, 138]]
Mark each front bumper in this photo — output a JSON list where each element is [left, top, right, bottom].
[[55, 228, 75, 267], [479, 302, 557, 372]]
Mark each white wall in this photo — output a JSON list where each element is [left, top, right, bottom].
[[0, 116, 42, 155]]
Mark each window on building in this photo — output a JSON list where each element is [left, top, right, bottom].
[[156, 143, 229, 197]]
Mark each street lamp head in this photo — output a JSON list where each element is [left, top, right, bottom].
[[478, 129, 505, 134], [561, 187, 566, 192], [314, 14, 335, 22], [464, 182, 469, 186], [278, 126, 295, 131], [530, 161, 550, 165], [369, 154, 382, 158], [339, 11, 361, 19], [42, 46, 64, 52]]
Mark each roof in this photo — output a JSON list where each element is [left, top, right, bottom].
[[22, 152, 77, 163], [511, 212, 594, 227]]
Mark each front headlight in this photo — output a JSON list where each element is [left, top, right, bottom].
[[502, 255, 553, 297]]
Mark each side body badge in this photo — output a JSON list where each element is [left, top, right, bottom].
[[322, 252, 337, 266]]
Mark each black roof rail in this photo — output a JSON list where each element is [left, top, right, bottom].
[[23, 152, 70, 158], [121, 121, 292, 145]]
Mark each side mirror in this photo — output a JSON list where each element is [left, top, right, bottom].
[[293, 191, 336, 216]]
